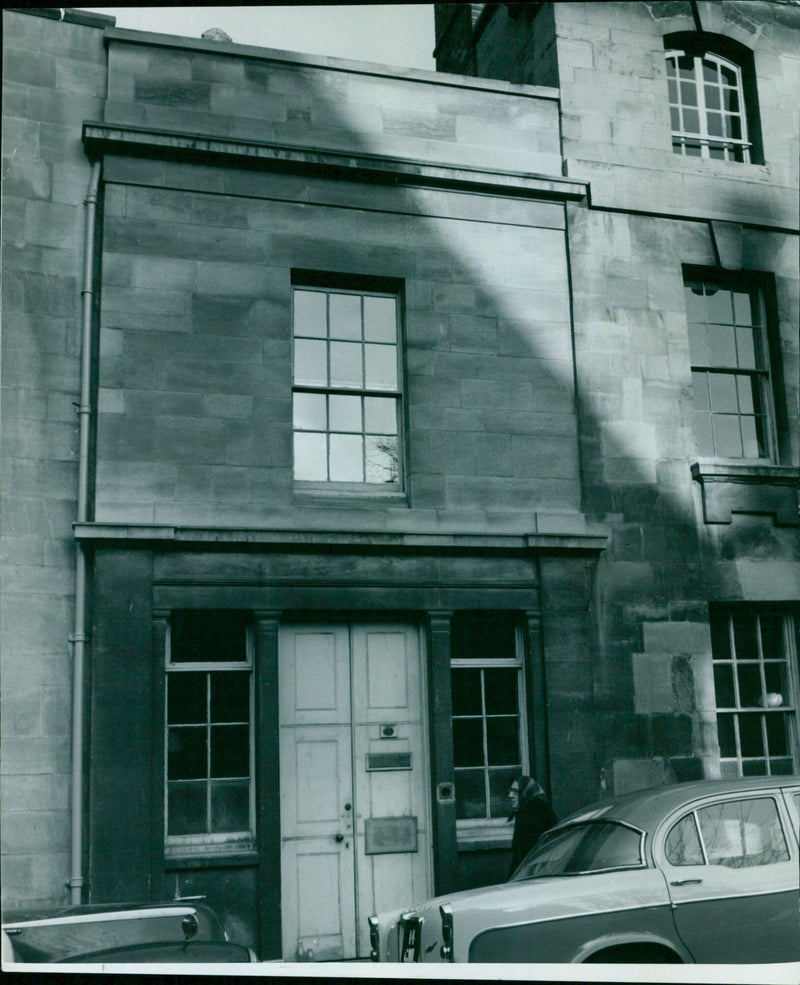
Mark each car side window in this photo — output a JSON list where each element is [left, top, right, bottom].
[[697, 797, 790, 868], [665, 813, 704, 866]]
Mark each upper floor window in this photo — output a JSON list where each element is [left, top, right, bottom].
[[665, 34, 762, 164], [292, 273, 404, 491], [685, 271, 777, 462], [166, 610, 254, 856]]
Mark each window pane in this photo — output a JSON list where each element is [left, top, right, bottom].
[[684, 283, 707, 321], [680, 81, 698, 107], [365, 434, 398, 484], [702, 60, 719, 83], [486, 716, 519, 765], [329, 394, 362, 433], [735, 328, 756, 369], [330, 341, 363, 387], [453, 718, 485, 768], [365, 344, 397, 390], [688, 323, 709, 365], [169, 726, 207, 780], [704, 84, 721, 110], [670, 105, 681, 131], [489, 767, 520, 820], [736, 375, 756, 412], [364, 296, 396, 343], [737, 663, 762, 707], [666, 814, 704, 866], [211, 724, 249, 777], [708, 326, 737, 366], [760, 614, 785, 662], [293, 391, 326, 431], [329, 433, 363, 481], [452, 668, 482, 716], [712, 415, 742, 457], [739, 713, 764, 757], [211, 780, 250, 833], [705, 288, 733, 324], [708, 373, 738, 412], [293, 290, 327, 338], [720, 64, 736, 87], [718, 713, 737, 757], [171, 611, 248, 663], [740, 416, 760, 459], [168, 782, 206, 835], [692, 372, 710, 409], [733, 291, 755, 325], [455, 769, 486, 820], [168, 672, 206, 724], [714, 664, 735, 707], [707, 112, 724, 137], [693, 412, 714, 455], [765, 714, 788, 757], [364, 396, 397, 434], [294, 338, 328, 387], [210, 672, 249, 723], [329, 293, 362, 341], [294, 432, 327, 480], [682, 108, 699, 132], [729, 115, 742, 140], [733, 613, 759, 659], [677, 55, 694, 79], [698, 798, 789, 867], [484, 668, 519, 714], [452, 611, 517, 660]]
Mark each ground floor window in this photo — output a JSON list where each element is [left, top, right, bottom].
[[165, 610, 254, 856], [711, 606, 800, 777], [450, 611, 527, 842]]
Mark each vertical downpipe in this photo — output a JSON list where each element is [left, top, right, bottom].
[[68, 160, 101, 904]]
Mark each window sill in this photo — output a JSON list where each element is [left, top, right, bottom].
[[457, 825, 513, 853], [293, 483, 409, 508], [165, 851, 259, 870], [691, 459, 799, 526]]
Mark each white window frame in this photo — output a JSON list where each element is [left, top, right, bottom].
[[452, 621, 529, 848], [291, 282, 404, 493], [712, 609, 800, 778], [666, 48, 751, 162], [165, 620, 255, 858]]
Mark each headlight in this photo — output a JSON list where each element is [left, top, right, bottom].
[[368, 916, 380, 962], [439, 904, 454, 962]]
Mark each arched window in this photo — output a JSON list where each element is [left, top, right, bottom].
[[666, 49, 750, 161]]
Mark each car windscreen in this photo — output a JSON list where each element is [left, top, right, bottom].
[[510, 821, 644, 879]]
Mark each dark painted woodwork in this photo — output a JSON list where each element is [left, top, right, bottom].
[[426, 610, 457, 896], [524, 609, 551, 797], [149, 612, 168, 902]]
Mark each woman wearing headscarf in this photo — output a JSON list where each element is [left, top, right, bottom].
[[507, 775, 557, 878]]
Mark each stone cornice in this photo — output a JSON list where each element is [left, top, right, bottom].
[[82, 122, 587, 201]]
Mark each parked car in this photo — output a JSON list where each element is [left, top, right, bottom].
[[369, 776, 800, 964], [2, 899, 258, 964]]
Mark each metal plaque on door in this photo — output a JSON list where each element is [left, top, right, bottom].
[[364, 817, 418, 855]]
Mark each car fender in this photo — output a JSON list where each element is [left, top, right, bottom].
[[571, 930, 691, 964]]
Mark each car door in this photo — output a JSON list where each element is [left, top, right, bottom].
[[657, 791, 799, 963]]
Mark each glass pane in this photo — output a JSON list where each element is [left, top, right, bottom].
[[452, 668, 482, 716], [329, 394, 362, 433], [329, 433, 363, 481], [693, 412, 714, 455], [210, 780, 250, 833], [489, 767, 521, 820], [717, 713, 737, 757], [168, 672, 206, 725], [708, 326, 737, 366], [666, 59, 677, 79], [682, 108, 699, 132], [684, 283, 707, 321], [364, 344, 397, 390], [765, 714, 788, 756], [714, 664, 735, 707], [733, 613, 759, 659], [329, 293, 362, 341], [486, 716, 520, 765], [210, 724, 249, 777], [705, 287, 732, 324], [691, 371, 710, 408], [760, 613, 785, 662], [733, 291, 755, 325], [684, 141, 702, 156], [168, 782, 206, 835], [688, 322, 709, 366], [455, 769, 486, 820], [742, 760, 767, 776], [707, 112, 723, 137], [698, 798, 789, 866], [168, 726, 207, 780], [704, 84, 721, 110], [330, 341, 363, 387], [669, 105, 680, 131], [702, 60, 719, 83], [680, 81, 698, 107], [736, 375, 756, 412], [739, 714, 765, 757], [737, 664, 762, 707], [722, 83, 739, 106], [293, 392, 326, 431], [720, 64, 736, 86], [712, 415, 742, 457], [453, 718, 485, 768], [365, 434, 399, 484], [740, 417, 760, 459], [677, 55, 695, 79], [171, 611, 248, 663], [720, 761, 741, 778], [709, 374, 738, 412], [763, 661, 788, 700], [769, 759, 794, 776], [293, 290, 327, 339], [484, 668, 519, 715], [665, 815, 704, 866], [294, 338, 327, 387], [294, 432, 327, 481], [729, 115, 742, 140], [210, 672, 249, 723], [735, 328, 756, 369], [363, 296, 396, 343], [364, 396, 397, 435], [709, 144, 727, 161]]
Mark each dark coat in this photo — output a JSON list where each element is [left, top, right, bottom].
[[508, 780, 557, 878]]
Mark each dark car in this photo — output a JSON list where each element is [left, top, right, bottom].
[[2, 899, 258, 964], [369, 776, 800, 964]]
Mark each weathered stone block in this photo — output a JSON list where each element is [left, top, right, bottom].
[[632, 652, 673, 714], [642, 620, 711, 656]]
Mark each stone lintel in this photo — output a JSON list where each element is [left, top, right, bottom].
[[691, 460, 800, 526]]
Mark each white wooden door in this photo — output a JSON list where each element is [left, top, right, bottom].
[[279, 622, 431, 961]]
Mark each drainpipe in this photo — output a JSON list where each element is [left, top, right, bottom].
[[68, 160, 101, 904]]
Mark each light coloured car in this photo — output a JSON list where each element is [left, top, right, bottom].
[[368, 776, 800, 964], [2, 899, 258, 964]]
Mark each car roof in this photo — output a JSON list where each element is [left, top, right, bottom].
[[2, 900, 215, 928], [557, 775, 800, 831]]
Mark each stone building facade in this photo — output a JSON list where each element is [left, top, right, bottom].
[[2, 2, 798, 961]]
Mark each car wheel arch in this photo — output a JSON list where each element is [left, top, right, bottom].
[[574, 934, 688, 964]]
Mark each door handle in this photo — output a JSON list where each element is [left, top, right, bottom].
[[335, 833, 344, 843], [670, 878, 703, 886]]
